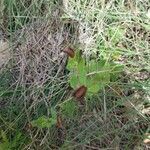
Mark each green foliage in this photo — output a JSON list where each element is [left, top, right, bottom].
[[31, 109, 57, 128], [67, 51, 123, 94], [60, 99, 78, 119], [0, 130, 27, 150]]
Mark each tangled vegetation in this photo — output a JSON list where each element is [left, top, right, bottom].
[[0, 0, 150, 149]]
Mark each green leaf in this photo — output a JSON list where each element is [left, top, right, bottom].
[[87, 59, 106, 73], [85, 60, 111, 93], [61, 99, 78, 119], [31, 110, 57, 128], [67, 51, 123, 95], [67, 57, 77, 70], [87, 60, 98, 73], [77, 59, 86, 85], [79, 75, 86, 85], [87, 70, 110, 94], [87, 77, 100, 93], [31, 116, 52, 128], [68, 51, 87, 88], [67, 50, 82, 71], [70, 74, 79, 88]]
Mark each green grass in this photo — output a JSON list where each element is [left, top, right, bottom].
[[0, 0, 150, 149]]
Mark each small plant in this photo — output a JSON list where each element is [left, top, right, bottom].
[[58, 49, 124, 122], [60, 98, 78, 119], [67, 50, 124, 95], [31, 109, 57, 128]]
